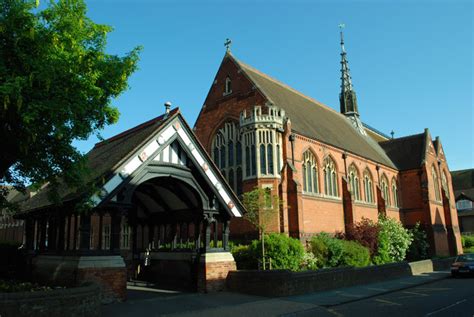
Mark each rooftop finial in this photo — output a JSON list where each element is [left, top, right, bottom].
[[224, 38, 232, 52], [164, 101, 172, 115], [339, 23, 346, 52]]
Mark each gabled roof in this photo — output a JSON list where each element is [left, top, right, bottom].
[[18, 108, 244, 218], [226, 53, 396, 169], [379, 132, 426, 171], [451, 169, 474, 201]]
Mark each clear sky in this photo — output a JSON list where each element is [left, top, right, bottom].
[[72, 0, 473, 171]]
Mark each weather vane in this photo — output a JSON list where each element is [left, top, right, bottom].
[[338, 23, 345, 29], [224, 38, 232, 52]]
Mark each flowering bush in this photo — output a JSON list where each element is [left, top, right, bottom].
[[373, 216, 413, 264]]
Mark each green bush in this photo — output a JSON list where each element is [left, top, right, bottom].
[[309, 233, 370, 268], [231, 244, 257, 270], [309, 233, 344, 268], [373, 216, 413, 265], [462, 235, 474, 248], [250, 233, 305, 271], [341, 240, 371, 267], [406, 223, 430, 261]]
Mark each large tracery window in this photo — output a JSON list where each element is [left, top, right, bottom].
[[302, 150, 319, 194], [348, 164, 361, 201], [363, 169, 374, 203], [391, 178, 399, 208], [380, 174, 391, 206], [431, 165, 441, 202], [323, 157, 338, 197], [441, 170, 449, 198], [212, 122, 242, 195]]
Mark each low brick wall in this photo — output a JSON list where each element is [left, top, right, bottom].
[[227, 258, 455, 297], [0, 283, 100, 317], [32, 255, 127, 303]]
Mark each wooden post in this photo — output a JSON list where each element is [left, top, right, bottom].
[[57, 215, 65, 252], [98, 212, 104, 250]]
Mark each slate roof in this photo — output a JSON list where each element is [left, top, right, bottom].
[[378, 132, 426, 171], [451, 169, 474, 201], [18, 109, 180, 213], [229, 54, 396, 169]]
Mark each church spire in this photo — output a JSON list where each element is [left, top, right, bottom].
[[339, 24, 359, 116]]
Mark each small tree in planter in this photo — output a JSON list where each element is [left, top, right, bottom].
[[242, 187, 283, 270]]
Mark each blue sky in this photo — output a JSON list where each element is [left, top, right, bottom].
[[73, 0, 473, 171]]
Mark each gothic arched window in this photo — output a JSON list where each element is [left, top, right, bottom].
[[211, 122, 241, 193], [441, 170, 449, 198], [323, 157, 338, 197], [391, 177, 399, 207], [348, 164, 361, 201], [363, 169, 374, 203], [431, 165, 441, 202], [302, 150, 319, 194], [380, 174, 391, 206]]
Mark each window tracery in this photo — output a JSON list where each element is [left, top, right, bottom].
[[302, 150, 319, 194], [380, 174, 391, 206], [363, 169, 374, 203], [323, 157, 338, 197], [431, 165, 441, 202], [212, 122, 242, 195], [348, 164, 361, 201]]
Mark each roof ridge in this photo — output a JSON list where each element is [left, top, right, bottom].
[[94, 108, 180, 148], [379, 131, 425, 144], [234, 57, 343, 117], [451, 168, 474, 173]]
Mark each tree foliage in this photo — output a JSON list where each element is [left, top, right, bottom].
[[0, 0, 141, 208], [241, 187, 282, 269]]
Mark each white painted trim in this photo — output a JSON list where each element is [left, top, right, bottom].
[[91, 117, 242, 218]]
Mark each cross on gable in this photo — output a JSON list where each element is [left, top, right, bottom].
[[224, 38, 232, 52]]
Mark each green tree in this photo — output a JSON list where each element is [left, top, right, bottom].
[[241, 187, 282, 269], [0, 0, 141, 209]]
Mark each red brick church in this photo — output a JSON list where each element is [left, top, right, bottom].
[[193, 33, 462, 257]]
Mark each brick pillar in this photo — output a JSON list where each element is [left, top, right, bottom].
[[341, 177, 354, 232], [197, 252, 237, 293]]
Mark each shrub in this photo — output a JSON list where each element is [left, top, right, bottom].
[[231, 244, 257, 270], [406, 223, 430, 261], [249, 233, 304, 271], [309, 233, 344, 267], [462, 235, 474, 248], [300, 252, 319, 271], [309, 234, 329, 268], [373, 216, 413, 264], [341, 240, 371, 267], [338, 218, 380, 257]]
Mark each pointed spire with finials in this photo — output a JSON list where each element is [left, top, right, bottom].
[[339, 24, 358, 115], [338, 24, 366, 135]]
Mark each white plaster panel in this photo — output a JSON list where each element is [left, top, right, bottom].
[[123, 156, 142, 175], [103, 174, 122, 194], [143, 140, 159, 158]]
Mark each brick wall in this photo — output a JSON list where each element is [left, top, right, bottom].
[[0, 283, 100, 317]]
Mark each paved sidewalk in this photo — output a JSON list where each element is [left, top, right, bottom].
[[102, 271, 450, 317]]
